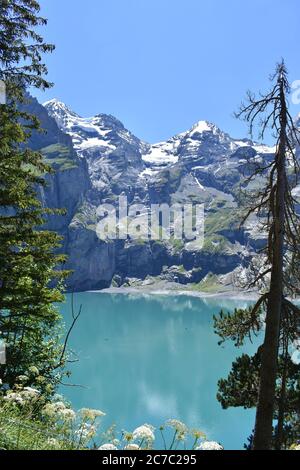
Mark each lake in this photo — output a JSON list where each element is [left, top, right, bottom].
[[59, 292, 258, 450]]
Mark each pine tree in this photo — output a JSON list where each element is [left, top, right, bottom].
[[0, 0, 69, 390], [216, 351, 300, 449]]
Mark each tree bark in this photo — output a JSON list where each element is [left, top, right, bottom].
[[275, 348, 288, 450], [253, 80, 287, 450]]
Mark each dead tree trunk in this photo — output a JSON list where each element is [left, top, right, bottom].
[[275, 344, 289, 450], [252, 78, 287, 450]]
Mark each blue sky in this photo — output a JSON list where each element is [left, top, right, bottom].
[[34, 0, 300, 143]]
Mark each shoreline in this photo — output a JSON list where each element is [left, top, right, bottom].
[[89, 286, 259, 301]]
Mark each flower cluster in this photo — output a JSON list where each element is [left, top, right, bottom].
[[124, 444, 140, 450], [165, 419, 189, 440], [165, 419, 188, 434], [98, 424, 155, 450], [79, 408, 106, 420], [196, 441, 224, 451], [98, 443, 118, 450], [0, 388, 224, 451], [42, 401, 76, 421], [132, 424, 155, 444], [98, 419, 222, 451], [3, 387, 40, 406]]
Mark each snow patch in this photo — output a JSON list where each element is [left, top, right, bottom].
[[194, 176, 205, 190], [142, 140, 179, 166], [253, 144, 277, 154], [191, 120, 211, 134]]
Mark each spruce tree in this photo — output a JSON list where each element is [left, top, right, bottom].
[[0, 0, 68, 390]]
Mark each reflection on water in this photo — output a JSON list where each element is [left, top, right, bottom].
[[59, 292, 258, 450]]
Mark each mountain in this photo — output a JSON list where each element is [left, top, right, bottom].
[[26, 97, 279, 292]]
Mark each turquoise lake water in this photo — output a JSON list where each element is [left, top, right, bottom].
[[59, 292, 258, 450]]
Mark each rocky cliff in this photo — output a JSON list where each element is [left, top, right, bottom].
[[26, 97, 284, 292]]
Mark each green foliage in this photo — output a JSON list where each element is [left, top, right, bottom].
[[0, 389, 221, 450], [0, 389, 105, 450], [217, 352, 300, 449], [205, 208, 240, 237], [0, 0, 55, 100], [214, 298, 300, 449], [217, 353, 261, 409], [0, 0, 69, 389], [191, 273, 221, 293], [202, 234, 229, 254], [214, 306, 263, 347]]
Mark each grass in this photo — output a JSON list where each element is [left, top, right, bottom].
[[191, 273, 223, 293], [41, 144, 78, 171], [205, 208, 241, 237], [202, 234, 230, 254]]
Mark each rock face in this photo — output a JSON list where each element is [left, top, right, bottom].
[[26, 97, 281, 291], [21, 96, 90, 234]]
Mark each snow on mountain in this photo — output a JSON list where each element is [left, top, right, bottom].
[[43, 99, 79, 129], [44, 99, 276, 186], [142, 121, 243, 172], [141, 135, 182, 166], [253, 143, 277, 154], [43, 99, 146, 157], [140, 121, 235, 176], [191, 120, 212, 134]]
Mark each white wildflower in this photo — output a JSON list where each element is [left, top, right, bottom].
[[47, 438, 59, 448], [191, 428, 206, 440], [80, 408, 106, 420], [43, 401, 71, 418], [124, 444, 140, 450], [166, 419, 188, 434], [60, 408, 76, 421], [3, 392, 24, 405], [132, 424, 155, 442], [98, 443, 118, 450], [53, 401, 67, 411], [22, 387, 40, 399], [3, 387, 39, 405], [196, 441, 224, 450], [23, 386, 39, 393], [43, 403, 56, 417], [16, 375, 29, 383], [75, 423, 97, 440]]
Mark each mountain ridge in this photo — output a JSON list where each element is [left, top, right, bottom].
[[25, 96, 290, 292]]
